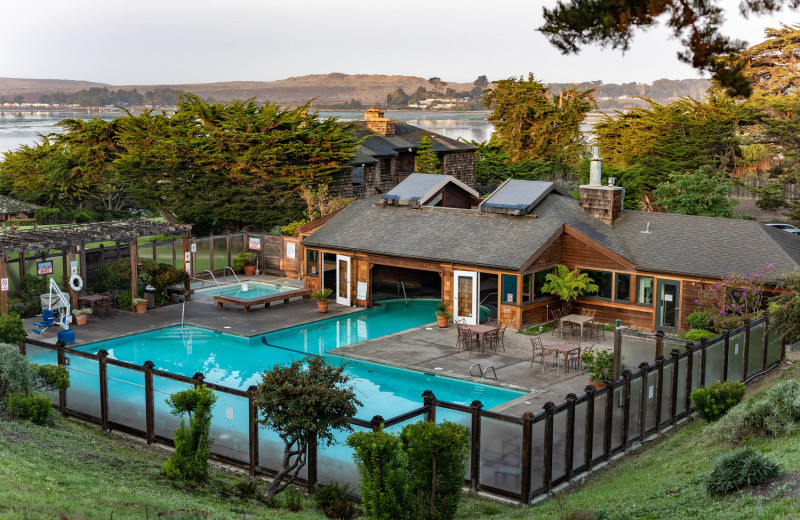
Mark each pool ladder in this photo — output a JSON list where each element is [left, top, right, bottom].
[[223, 266, 241, 283], [200, 270, 220, 288], [469, 363, 497, 380], [398, 281, 408, 307]]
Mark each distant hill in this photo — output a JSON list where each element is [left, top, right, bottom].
[[0, 74, 710, 110]]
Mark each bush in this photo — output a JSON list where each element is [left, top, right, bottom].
[[705, 446, 779, 495], [232, 252, 258, 273], [313, 482, 356, 520], [282, 487, 304, 512], [708, 379, 800, 442], [401, 421, 470, 520], [0, 342, 36, 400], [19, 275, 48, 317], [117, 289, 133, 311], [713, 314, 744, 333], [282, 219, 309, 237], [34, 207, 74, 224], [691, 381, 746, 421], [33, 364, 70, 393], [347, 429, 411, 520], [162, 385, 217, 482], [684, 329, 717, 342], [0, 314, 27, 345], [686, 311, 713, 331], [7, 392, 54, 425]]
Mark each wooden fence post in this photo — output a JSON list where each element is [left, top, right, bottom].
[[684, 343, 695, 414], [543, 402, 555, 492], [227, 233, 232, 268], [18, 339, 25, 356], [654, 330, 664, 359], [193, 372, 205, 388], [370, 415, 384, 433], [613, 328, 622, 380], [583, 385, 595, 471], [56, 340, 66, 415], [654, 356, 665, 431], [781, 337, 787, 363], [622, 370, 632, 449], [209, 234, 214, 272], [143, 360, 155, 444], [520, 411, 534, 502], [564, 393, 577, 479], [98, 349, 109, 430], [722, 328, 730, 381], [742, 318, 751, 381], [307, 434, 318, 494], [470, 400, 483, 492], [669, 349, 680, 425], [762, 312, 770, 372], [698, 338, 708, 388], [422, 390, 437, 422], [638, 363, 649, 440], [248, 385, 259, 478]]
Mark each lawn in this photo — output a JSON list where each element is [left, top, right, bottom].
[[1, 365, 799, 519]]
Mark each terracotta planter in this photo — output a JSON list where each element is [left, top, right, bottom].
[[437, 315, 449, 328], [587, 380, 606, 389], [135, 302, 148, 314], [74, 314, 88, 326], [317, 301, 329, 313], [243, 265, 256, 276]]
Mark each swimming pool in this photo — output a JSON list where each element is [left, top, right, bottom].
[[195, 282, 288, 299]]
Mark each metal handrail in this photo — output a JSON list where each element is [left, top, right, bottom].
[[223, 266, 241, 283], [469, 363, 482, 377], [399, 281, 408, 306], [480, 292, 497, 306], [483, 366, 497, 380], [200, 270, 220, 288]]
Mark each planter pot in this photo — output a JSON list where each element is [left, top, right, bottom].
[[587, 380, 606, 389], [243, 265, 256, 276], [74, 314, 88, 326], [135, 302, 148, 314], [316, 301, 329, 313], [437, 315, 449, 328]]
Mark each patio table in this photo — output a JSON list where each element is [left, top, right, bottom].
[[560, 314, 593, 339], [466, 324, 499, 353], [78, 294, 111, 319], [541, 343, 582, 374]]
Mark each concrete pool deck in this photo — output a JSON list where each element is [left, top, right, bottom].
[[24, 280, 614, 418]]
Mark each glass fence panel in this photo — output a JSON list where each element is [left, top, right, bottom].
[[728, 331, 745, 382], [479, 417, 522, 495], [628, 376, 643, 441], [155, 241, 177, 268], [213, 236, 229, 271], [691, 350, 703, 393], [194, 238, 211, 274], [317, 425, 369, 489], [592, 391, 607, 462], [611, 386, 624, 452], [705, 340, 724, 385], [675, 357, 687, 416], [530, 420, 545, 492], [439, 408, 473, 481], [645, 371, 658, 432], [106, 364, 146, 432], [620, 335, 656, 370], [767, 327, 782, 366], [659, 364, 673, 427], [572, 401, 587, 473], [231, 233, 245, 258], [152, 376, 188, 440], [209, 392, 250, 464], [551, 409, 568, 482], [747, 323, 765, 378], [25, 343, 58, 365], [258, 426, 310, 482], [64, 355, 100, 418]]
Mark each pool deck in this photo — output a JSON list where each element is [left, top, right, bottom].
[[24, 278, 614, 419]]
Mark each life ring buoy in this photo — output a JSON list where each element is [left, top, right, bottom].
[[69, 275, 83, 292]]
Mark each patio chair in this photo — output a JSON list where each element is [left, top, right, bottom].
[[572, 343, 595, 373], [581, 308, 596, 319], [486, 318, 499, 327], [550, 309, 563, 336], [530, 336, 544, 366], [495, 326, 506, 351], [585, 321, 606, 341], [484, 328, 499, 353], [565, 337, 583, 371], [541, 347, 560, 376]]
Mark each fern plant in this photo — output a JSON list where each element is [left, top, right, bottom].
[[540, 264, 599, 314]]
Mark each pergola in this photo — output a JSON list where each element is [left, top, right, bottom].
[[0, 219, 192, 315]]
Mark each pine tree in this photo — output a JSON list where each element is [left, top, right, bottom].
[[415, 136, 442, 174]]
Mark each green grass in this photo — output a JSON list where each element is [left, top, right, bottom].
[[2, 366, 800, 519]]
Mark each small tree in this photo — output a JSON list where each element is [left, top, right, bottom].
[[162, 385, 217, 481], [696, 265, 771, 331], [770, 270, 800, 339], [415, 136, 442, 175], [0, 314, 27, 345], [255, 356, 361, 500], [299, 184, 355, 221], [540, 264, 598, 315]]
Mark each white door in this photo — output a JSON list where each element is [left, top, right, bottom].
[[335, 255, 351, 306], [453, 270, 478, 325]]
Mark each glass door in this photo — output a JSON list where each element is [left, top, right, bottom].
[[336, 255, 351, 306], [655, 279, 681, 331], [453, 270, 478, 325]]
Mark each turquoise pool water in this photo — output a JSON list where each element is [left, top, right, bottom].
[[195, 282, 287, 299]]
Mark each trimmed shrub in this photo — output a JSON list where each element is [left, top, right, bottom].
[[0, 342, 36, 400], [401, 421, 470, 520], [33, 364, 70, 393], [7, 392, 54, 425], [705, 446, 779, 495], [709, 379, 800, 442], [0, 314, 27, 345], [347, 429, 412, 520], [313, 482, 356, 520], [686, 311, 713, 331], [162, 385, 217, 481], [684, 329, 717, 342], [691, 381, 745, 421], [713, 314, 744, 333]]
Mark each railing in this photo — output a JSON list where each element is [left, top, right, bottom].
[[21, 313, 786, 504]]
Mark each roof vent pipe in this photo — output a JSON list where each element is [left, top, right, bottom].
[[589, 147, 602, 186]]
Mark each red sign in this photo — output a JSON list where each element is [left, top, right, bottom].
[[37, 261, 53, 276]]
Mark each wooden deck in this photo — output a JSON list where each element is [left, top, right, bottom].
[[213, 288, 312, 312]]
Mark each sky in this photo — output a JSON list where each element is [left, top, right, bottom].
[[0, 0, 793, 86]]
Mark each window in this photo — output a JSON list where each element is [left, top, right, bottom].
[[351, 166, 364, 185], [306, 249, 319, 276], [582, 269, 613, 299], [534, 269, 554, 300], [501, 274, 517, 304], [522, 273, 533, 304], [637, 276, 654, 305], [615, 273, 631, 303]]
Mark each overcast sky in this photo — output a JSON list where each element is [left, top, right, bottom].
[[0, 0, 793, 86]]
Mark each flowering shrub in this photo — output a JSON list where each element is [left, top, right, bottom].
[[696, 264, 772, 332]]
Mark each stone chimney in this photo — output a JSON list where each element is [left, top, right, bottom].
[[364, 108, 395, 137], [579, 148, 625, 225]]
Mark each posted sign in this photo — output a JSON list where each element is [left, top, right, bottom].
[[37, 261, 53, 276], [248, 237, 261, 250], [0, 278, 8, 292]]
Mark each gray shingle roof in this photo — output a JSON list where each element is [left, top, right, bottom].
[[383, 173, 479, 205], [480, 180, 571, 215], [0, 196, 40, 216]]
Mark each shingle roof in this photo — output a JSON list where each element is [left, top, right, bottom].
[[0, 196, 40, 216], [383, 173, 479, 206], [480, 180, 571, 215], [350, 121, 476, 159]]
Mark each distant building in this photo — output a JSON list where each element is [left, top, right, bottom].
[[335, 108, 477, 199]]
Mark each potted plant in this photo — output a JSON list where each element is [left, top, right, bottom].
[[71, 307, 92, 325], [435, 301, 452, 328], [580, 349, 614, 388], [540, 264, 599, 315], [311, 288, 333, 313], [132, 297, 148, 314], [233, 252, 259, 276]]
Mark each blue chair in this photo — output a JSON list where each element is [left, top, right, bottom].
[[33, 309, 55, 328]]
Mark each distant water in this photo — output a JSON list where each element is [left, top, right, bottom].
[[0, 111, 120, 155]]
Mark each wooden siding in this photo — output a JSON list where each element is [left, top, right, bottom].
[[529, 235, 564, 270], [563, 234, 628, 271]]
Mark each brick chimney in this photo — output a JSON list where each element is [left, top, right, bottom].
[[364, 108, 395, 137], [579, 147, 624, 225]]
